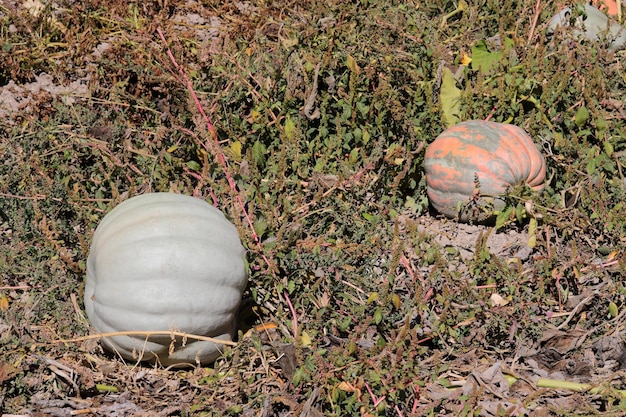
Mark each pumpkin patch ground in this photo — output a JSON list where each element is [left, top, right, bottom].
[[1, 1, 626, 416]]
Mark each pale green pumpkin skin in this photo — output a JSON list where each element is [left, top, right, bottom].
[[85, 192, 247, 366], [424, 120, 546, 222]]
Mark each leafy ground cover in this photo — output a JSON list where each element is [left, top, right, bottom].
[[1, 0, 626, 415]]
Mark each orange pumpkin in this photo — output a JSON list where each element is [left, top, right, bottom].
[[592, 0, 619, 16], [424, 120, 546, 222]]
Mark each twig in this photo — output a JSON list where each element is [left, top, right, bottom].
[[0, 192, 54, 201], [36, 355, 81, 396], [440, 0, 468, 29], [364, 381, 386, 407], [527, 0, 542, 45], [300, 387, 321, 416], [44, 330, 237, 346], [580, 259, 619, 273], [283, 291, 299, 337], [507, 373, 626, 398], [555, 293, 595, 330], [411, 385, 420, 414]]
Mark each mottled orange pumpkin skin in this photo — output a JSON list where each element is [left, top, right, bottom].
[[424, 120, 546, 222]]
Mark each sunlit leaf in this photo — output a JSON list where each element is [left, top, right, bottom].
[[346, 54, 360, 75], [390, 293, 401, 310], [337, 381, 357, 392], [373, 307, 383, 324], [0, 294, 8, 310], [254, 218, 268, 238], [575, 106, 590, 127], [495, 206, 513, 229], [604, 140, 614, 157], [284, 115, 297, 141], [251, 141, 267, 166], [229, 141, 242, 161], [300, 331, 312, 347], [440, 67, 461, 127], [528, 217, 538, 248], [349, 147, 360, 164], [281, 36, 298, 49], [362, 212, 376, 222], [186, 161, 201, 171], [362, 128, 370, 144], [471, 40, 502, 72], [490, 292, 509, 307], [367, 292, 379, 303]]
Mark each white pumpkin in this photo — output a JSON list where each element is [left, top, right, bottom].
[[547, 4, 626, 51], [84, 192, 247, 366]]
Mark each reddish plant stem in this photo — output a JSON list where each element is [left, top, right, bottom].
[[411, 386, 420, 413], [283, 291, 299, 337], [364, 381, 386, 407], [156, 28, 273, 271], [484, 105, 497, 122], [527, 0, 542, 45], [0, 285, 32, 290]]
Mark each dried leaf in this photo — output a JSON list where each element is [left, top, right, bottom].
[[0, 294, 8, 310], [490, 292, 509, 307], [540, 328, 588, 354], [336, 381, 359, 392]]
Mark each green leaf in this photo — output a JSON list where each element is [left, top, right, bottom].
[[349, 147, 360, 164], [440, 67, 461, 127], [346, 54, 360, 74], [604, 139, 614, 157], [251, 140, 267, 166], [361, 212, 380, 224], [228, 141, 242, 161], [293, 367, 306, 386], [575, 106, 590, 127], [362, 128, 370, 144], [373, 307, 383, 324], [586, 157, 597, 175], [254, 218, 268, 238], [515, 203, 526, 223], [186, 160, 201, 171], [471, 40, 503, 72], [367, 292, 379, 303], [390, 293, 401, 310], [495, 206, 513, 229], [356, 101, 369, 117], [281, 36, 298, 49], [284, 115, 297, 141]]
